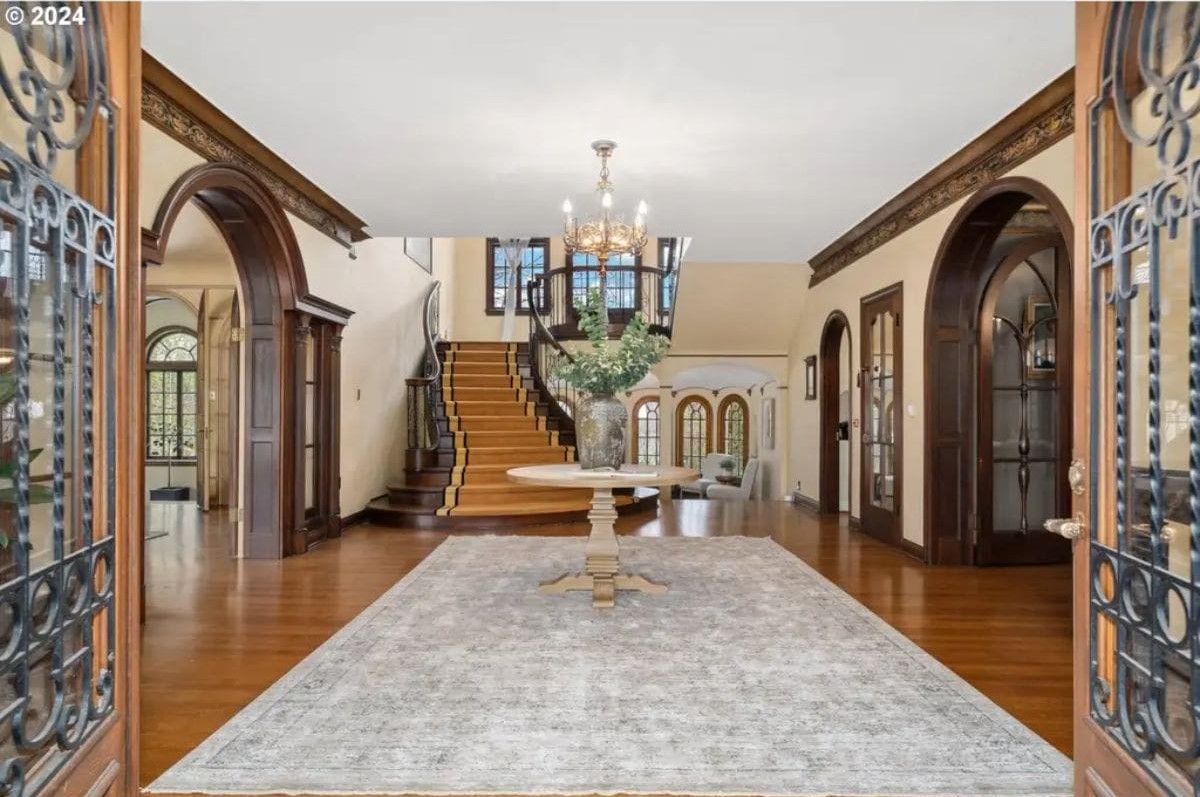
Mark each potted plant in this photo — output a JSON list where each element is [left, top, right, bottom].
[[554, 288, 669, 470], [717, 456, 737, 484]]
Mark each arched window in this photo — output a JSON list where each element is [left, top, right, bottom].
[[632, 397, 660, 465], [146, 327, 199, 461], [717, 394, 750, 475], [675, 395, 712, 470]]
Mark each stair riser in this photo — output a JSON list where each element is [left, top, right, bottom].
[[445, 401, 536, 417], [442, 342, 520, 353], [385, 486, 445, 509], [442, 375, 523, 389], [459, 448, 572, 465], [446, 486, 593, 506], [447, 416, 542, 432], [444, 362, 516, 375], [456, 432, 558, 447], [443, 352, 524, 365], [444, 388, 527, 402]]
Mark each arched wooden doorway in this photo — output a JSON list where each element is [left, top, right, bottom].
[[143, 163, 350, 558], [818, 310, 852, 514], [923, 176, 1073, 565]]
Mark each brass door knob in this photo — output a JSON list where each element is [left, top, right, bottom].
[[1044, 513, 1085, 540]]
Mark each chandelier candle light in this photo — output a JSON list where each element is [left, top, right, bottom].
[[561, 140, 649, 303]]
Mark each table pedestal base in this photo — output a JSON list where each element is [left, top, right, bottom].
[[538, 486, 669, 608], [538, 572, 668, 609]]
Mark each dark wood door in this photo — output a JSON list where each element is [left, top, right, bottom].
[[860, 284, 902, 546], [975, 235, 1072, 565], [1068, 4, 1196, 795]]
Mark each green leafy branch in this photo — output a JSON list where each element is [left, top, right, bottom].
[[0, 374, 51, 547], [552, 288, 670, 396]]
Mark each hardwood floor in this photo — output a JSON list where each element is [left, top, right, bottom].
[[140, 499, 1072, 786]]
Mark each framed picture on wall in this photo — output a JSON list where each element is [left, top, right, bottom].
[[762, 397, 775, 450], [1023, 294, 1055, 379], [404, 237, 433, 273], [804, 355, 817, 400]]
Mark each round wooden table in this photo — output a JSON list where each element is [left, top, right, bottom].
[[507, 463, 700, 608]]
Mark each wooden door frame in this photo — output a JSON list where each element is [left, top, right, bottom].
[[923, 176, 1074, 565], [143, 163, 310, 559], [859, 282, 903, 547], [974, 233, 1072, 565], [819, 310, 852, 514], [195, 291, 209, 510]]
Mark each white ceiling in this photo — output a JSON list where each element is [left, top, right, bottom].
[[142, 2, 1073, 262]]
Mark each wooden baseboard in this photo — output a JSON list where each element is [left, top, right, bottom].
[[791, 493, 820, 513], [901, 537, 928, 563], [342, 500, 381, 530]]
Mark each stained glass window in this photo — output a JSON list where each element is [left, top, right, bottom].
[[146, 328, 198, 461], [718, 395, 749, 476], [633, 397, 660, 465], [677, 396, 711, 470]]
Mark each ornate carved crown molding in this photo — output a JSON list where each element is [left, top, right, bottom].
[[141, 53, 369, 249], [808, 69, 1074, 287]]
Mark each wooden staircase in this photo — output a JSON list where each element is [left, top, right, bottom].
[[369, 341, 655, 529]]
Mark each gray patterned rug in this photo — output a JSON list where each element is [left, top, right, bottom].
[[147, 536, 1071, 796]]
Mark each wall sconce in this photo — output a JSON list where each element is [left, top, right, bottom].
[[804, 355, 817, 401]]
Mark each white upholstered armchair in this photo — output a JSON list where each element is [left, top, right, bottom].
[[707, 458, 760, 501], [679, 453, 732, 498]]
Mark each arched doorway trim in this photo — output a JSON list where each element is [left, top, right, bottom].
[[923, 175, 1073, 565], [142, 162, 347, 559], [818, 310, 852, 514]]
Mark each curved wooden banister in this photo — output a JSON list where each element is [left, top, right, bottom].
[[406, 280, 442, 453], [526, 275, 578, 437], [527, 275, 573, 363]]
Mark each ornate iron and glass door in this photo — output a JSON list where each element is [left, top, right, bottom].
[[0, 4, 135, 796], [860, 283, 902, 546], [1072, 3, 1200, 794]]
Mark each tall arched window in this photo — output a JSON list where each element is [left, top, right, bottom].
[[717, 394, 750, 475], [631, 396, 660, 465], [675, 395, 712, 470], [147, 327, 199, 461]]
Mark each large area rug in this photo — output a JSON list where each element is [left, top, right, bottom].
[[148, 536, 1071, 796]]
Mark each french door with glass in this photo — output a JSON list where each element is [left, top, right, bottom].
[[860, 283, 902, 546]]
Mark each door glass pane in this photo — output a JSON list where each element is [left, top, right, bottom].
[[987, 254, 1060, 536], [868, 310, 895, 511]]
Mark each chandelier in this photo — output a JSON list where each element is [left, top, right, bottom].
[[561, 140, 648, 275]]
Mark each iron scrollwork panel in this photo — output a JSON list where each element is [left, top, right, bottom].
[[0, 5, 117, 795], [1088, 4, 1200, 793]]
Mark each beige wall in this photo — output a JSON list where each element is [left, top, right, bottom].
[[140, 122, 452, 538], [786, 135, 1075, 543]]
